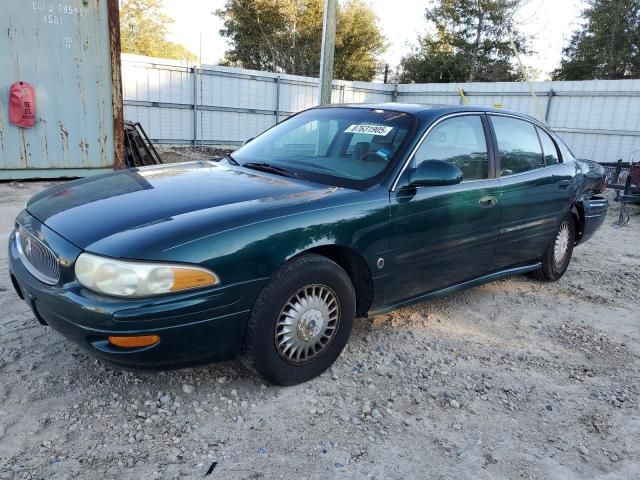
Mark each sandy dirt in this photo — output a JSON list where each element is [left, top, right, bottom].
[[0, 179, 639, 480]]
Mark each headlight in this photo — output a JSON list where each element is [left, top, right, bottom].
[[74, 253, 220, 298]]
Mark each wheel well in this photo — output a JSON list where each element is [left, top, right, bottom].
[[305, 245, 373, 317], [571, 202, 585, 243]]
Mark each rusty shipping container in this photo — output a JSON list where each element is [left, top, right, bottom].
[[0, 0, 123, 179]]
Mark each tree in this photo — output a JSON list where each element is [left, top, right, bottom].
[[399, 0, 529, 83], [553, 0, 640, 80], [216, 0, 386, 81], [120, 0, 196, 62]]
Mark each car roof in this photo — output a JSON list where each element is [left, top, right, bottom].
[[315, 102, 539, 124]]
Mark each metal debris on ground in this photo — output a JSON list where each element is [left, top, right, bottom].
[[124, 121, 163, 168], [601, 154, 640, 226]]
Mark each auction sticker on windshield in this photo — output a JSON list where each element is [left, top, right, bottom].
[[345, 124, 393, 136]]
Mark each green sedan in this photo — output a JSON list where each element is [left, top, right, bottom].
[[8, 104, 608, 385]]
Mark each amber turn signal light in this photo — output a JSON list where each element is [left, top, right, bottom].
[[171, 268, 218, 292], [108, 335, 160, 348]]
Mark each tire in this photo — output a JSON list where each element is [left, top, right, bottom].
[[240, 254, 356, 386], [530, 214, 576, 282]]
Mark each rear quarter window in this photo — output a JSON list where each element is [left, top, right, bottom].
[[536, 127, 561, 165]]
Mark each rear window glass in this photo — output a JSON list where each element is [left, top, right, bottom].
[[491, 116, 544, 176]]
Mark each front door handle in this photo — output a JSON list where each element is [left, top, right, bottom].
[[558, 180, 570, 190], [479, 195, 498, 208]]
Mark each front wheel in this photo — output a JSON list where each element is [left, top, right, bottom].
[[530, 214, 576, 282], [240, 254, 355, 386]]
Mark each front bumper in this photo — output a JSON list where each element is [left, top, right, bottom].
[[8, 225, 264, 369]]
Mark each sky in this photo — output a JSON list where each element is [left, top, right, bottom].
[[161, 0, 586, 81]]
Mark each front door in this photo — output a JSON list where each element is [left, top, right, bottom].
[[488, 115, 574, 270], [386, 114, 501, 305]]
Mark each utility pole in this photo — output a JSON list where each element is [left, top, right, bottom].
[[510, 39, 547, 125], [318, 0, 337, 105]]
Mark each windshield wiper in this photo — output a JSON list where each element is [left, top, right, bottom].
[[216, 153, 238, 165], [243, 162, 297, 178]]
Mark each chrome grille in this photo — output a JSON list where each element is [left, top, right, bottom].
[[16, 224, 60, 285]]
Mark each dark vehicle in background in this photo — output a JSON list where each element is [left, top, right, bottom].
[[9, 104, 607, 385]]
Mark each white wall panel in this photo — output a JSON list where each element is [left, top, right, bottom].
[[122, 55, 640, 160]]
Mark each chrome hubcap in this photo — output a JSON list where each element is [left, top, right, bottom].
[[275, 284, 340, 364], [554, 221, 571, 268]]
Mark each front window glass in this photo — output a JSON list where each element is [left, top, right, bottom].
[[233, 107, 416, 188], [492, 116, 544, 175], [413, 115, 489, 181]]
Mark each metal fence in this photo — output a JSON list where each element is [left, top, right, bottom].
[[398, 81, 640, 163], [122, 54, 640, 162], [122, 55, 393, 148]]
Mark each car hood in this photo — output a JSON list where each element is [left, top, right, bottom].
[[26, 161, 335, 250]]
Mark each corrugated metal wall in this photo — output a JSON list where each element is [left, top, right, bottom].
[[122, 55, 640, 162], [0, 0, 120, 179], [398, 80, 640, 161], [122, 55, 394, 146]]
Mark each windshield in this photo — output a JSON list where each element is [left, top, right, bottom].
[[232, 107, 417, 188]]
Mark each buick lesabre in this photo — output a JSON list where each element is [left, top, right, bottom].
[[9, 104, 608, 385]]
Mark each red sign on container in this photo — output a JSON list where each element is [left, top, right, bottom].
[[9, 81, 36, 128]]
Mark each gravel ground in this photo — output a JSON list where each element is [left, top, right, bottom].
[[154, 145, 234, 164], [1, 179, 639, 480]]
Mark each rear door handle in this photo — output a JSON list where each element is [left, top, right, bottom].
[[558, 180, 570, 190], [479, 195, 498, 208]]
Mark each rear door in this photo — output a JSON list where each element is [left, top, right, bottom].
[[386, 114, 501, 304], [489, 114, 574, 270]]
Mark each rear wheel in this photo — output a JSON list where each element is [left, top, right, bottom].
[[530, 214, 576, 282], [241, 254, 355, 386]]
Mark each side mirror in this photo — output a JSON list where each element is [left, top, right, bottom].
[[243, 137, 255, 146], [408, 160, 463, 187]]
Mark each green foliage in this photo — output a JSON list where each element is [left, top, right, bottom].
[[553, 0, 640, 80], [120, 0, 196, 62], [399, 0, 529, 83], [216, 0, 386, 81]]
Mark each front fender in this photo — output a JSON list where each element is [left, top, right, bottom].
[[161, 189, 391, 291]]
